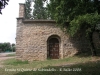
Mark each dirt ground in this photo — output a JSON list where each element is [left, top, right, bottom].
[[0, 52, 100, 68], [0, 52, 15, 67]]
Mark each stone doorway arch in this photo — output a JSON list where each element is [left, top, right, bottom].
[[47, 35, 60, 59]]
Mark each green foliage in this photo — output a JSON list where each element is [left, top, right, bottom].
[[56, 0, 96, 24], [68, 13, 100, 36], [0, 42, 11, 52], [0, 42, 16, 52], [48, 0, 100, 35], [24, 0, 51, 19], [25, 0, 32, 19], [47, 0, 100, 56], [32, 0, 47, 19], [47, 0, 61, 20], [0, 0, 9, 14], [11, 43, 16, 52]]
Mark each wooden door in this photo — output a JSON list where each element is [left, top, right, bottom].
[[49, 38, 59, 59]]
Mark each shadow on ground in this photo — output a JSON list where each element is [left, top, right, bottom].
[[14, 60, 100, 75], [75, 49, 100, 57]]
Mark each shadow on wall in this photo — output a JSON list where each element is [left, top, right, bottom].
[[68, 29, 100, 57]]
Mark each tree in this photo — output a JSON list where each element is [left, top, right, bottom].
[[11, 43, 15, 52], [25, 0, 32, 19], [0, 0, 9, 14], [48, 0, 100, 56], [0, 42, 16, 52], [32, 0, 47, 19], [3, 42, 12, 52], [0, 43, 4, 52], [47, 0, 61, 20]]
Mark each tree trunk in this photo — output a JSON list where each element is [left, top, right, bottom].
[[91, 41, 97, 56], [89, 31, 97, 56]]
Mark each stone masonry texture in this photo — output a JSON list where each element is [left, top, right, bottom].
[[16, 4, 100, 61], [16, 19, 79, 61]]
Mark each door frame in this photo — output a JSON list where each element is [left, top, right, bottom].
[[47, 35, 61, 59]]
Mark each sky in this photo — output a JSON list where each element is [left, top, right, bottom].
[[0, 0, 25, 44]]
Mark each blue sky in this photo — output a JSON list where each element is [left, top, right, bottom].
[[0, 0, 25, 44]]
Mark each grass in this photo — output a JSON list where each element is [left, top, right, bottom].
[[14, 60, 100, 75], [0, 56, 100, 75], [3, 56, 92, 67], [6, 54, 15, 57], [4, 58, 29, 65]]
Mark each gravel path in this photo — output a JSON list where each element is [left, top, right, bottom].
[[0, 52, 15, 57]]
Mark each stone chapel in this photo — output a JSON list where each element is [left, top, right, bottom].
[[16, 3, 99, 61]]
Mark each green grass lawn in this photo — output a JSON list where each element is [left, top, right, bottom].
[[14, 61, 100, 75], [6, 53, 16, 57], [0, 56, 100, 75]]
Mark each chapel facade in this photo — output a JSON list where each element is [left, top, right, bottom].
[[16, 3, 94, 61]]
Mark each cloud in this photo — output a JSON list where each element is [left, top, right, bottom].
[[0, 0, 25, 44]]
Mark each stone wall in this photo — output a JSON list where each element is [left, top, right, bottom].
[[18, 3, 25, 18], [16, 3, 100, 61], [16, 17, 91, 61]]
